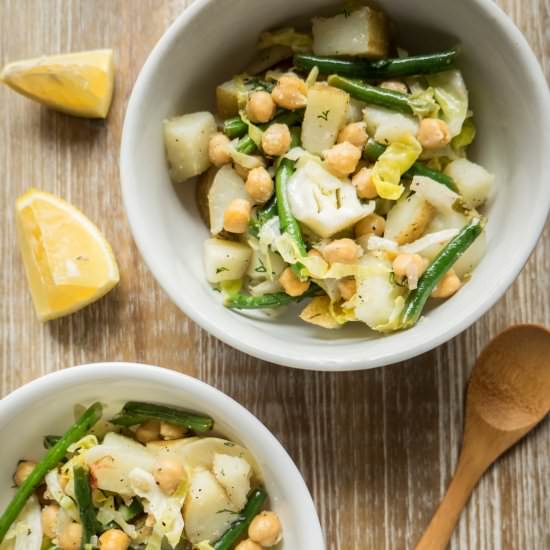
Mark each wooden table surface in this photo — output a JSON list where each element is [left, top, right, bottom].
[[1, 1, 549, 548]]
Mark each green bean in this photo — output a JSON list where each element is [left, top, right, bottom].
[[289, 125, 302, 148], [247, 128, 301, 237], [74, 466, 97, 547], [400, 219, 483, 328], [236, 136, 258, 154], [294, 48, 459, 79], [119, 498, 143, 521], [213, 488, 267, 550], [43, 435, 61, 449], [226, 285, 322, 309], [111, 401, 214, 433], [223, 117, 248, 139], [0, 402, 103, 543], [249, 195, 278, 238], [364, 140, 459, 192], [276, 159, 306, 257], [328, 75, 412, 114]]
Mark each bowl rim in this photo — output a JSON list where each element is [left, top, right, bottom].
[[0, 362, 325, 548], [120, 0, 550, 372]]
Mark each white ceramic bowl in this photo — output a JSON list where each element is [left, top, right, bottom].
[[120, 0, 550, 371], [0, 363, 324, 549]]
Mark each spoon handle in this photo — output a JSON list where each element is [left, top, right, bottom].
[[415, 450, 488, 550]]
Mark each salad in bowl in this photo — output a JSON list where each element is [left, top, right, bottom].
[[0, 401, 282, 550], [162, 3, 494, 334]]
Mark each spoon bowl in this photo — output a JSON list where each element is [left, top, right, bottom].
[[417, 324, 550, 550]]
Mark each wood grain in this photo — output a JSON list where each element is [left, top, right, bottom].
[[0, 1, 548, 549]]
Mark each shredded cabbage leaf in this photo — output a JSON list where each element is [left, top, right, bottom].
[[226, 140, 264, 169], [408, 87, 440, 118], [238, 109, 263, 148], [410, 175, 460, 213], [258, 28, 313, 53], [451, 118, 476, 151], [400, 229, 460, 254], [1, 496, 42, 550], [305, 66, 319, 88], [96, 496, 138, 538], [219, 279, 243, 298], [287, 160, 375, 237], [427, 70, 469, 138], [354, 256, 406, 332], [372, 133, 422, 200], [129, 468, 186, 550], [45, 469, 80, 521]]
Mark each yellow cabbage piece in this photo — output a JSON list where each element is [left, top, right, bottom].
[[372, 133, 422, 200], [258, 28, 313, 53]]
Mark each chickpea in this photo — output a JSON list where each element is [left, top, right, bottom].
[[322, 239, 361, 265], [271, 74, 308, 110], [99, 528, 131, 550], [338, 277, 357, 301], [223, 198, 252, 233], [153, 458, 186, 495], [208, 133, 232, 167], [41, 504, 60, 539], [323, 142, 362, 177], [246, 167, 274, 204], [58, 522, 82, 550], [308, 248, 323, 259], [380, 80, 408, 94], [431, 269, 462, 298], [159, 422, 186, 440], [261, 123, 291, 157], [235, 540, 262, 550], [393, 254, 429, 287], [14, 461, 36, 486], [417, 118, 451, 150], [279, 267, 310, 297], [352, 167, 378, 200], [135, 421, 161, 444], [354, 214, 385, 239], [248, 511, 283, 547], [246, 91, 276, 124], [141, 514, 156, 536], [337, 122, 368, 149]]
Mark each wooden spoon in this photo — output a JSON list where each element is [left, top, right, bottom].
[[416, 324, 550, 550]]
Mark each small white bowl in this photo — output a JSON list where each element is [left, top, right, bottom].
[[120, 0, 550, 371], [0, 363, 324, 549]]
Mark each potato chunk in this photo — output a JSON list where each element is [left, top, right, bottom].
[[301, 83, 349, 155], [212, 453, 252, 510], [384, 193, 435, 245], [216, 80, 242, 119], [208, 165, 249, 235], [183, 469, 238, 544], [164, 112, 217, 183], [204, 238, 252, 283], [445, 159, 495, 208], [312, 7, 389, 59]]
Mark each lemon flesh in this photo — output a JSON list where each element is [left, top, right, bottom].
[[16, 189, 120, 321], [1, 49, 115, 118]]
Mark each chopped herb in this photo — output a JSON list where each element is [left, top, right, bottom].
[[317, 109, 330, 121], [216, 267, 229, 274], [223, 442, 236, 447], [255, 258, 267, 273]]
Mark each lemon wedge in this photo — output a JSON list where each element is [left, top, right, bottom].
[[1, 49, 115, 118], [16, 189, 120, 321]]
